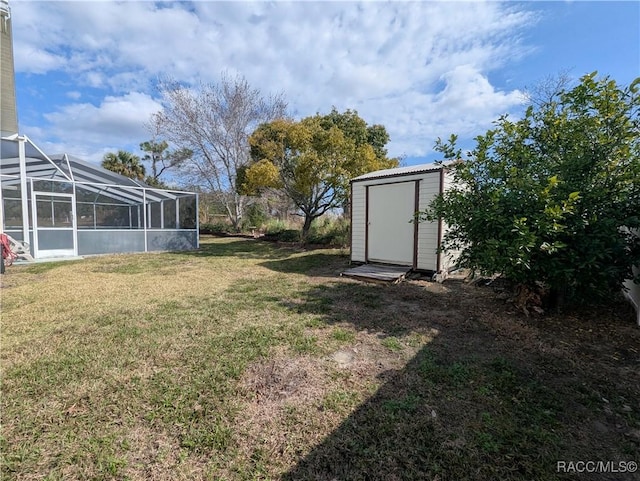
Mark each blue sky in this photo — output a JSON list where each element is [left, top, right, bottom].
[[8, 1, 640, 171]]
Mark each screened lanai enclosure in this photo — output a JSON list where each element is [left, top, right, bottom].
[[0, 135, 198, 260]]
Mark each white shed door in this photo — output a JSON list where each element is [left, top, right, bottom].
[[367, 182, 415, 266]]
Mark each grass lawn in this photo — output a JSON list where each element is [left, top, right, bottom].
[[1, 236, 639, 480]]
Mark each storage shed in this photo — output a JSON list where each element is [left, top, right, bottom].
[[350, 163, 456, 274]]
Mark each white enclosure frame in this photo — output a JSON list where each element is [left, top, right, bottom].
[[1, 134, 199, 260], [31, 190, 77, 258]]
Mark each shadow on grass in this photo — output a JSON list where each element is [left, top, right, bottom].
[[282, 338, 568, 481], [282, 281, 437, 338], [173, 236, 297, 260], [276, 288, 577, 481], [15, 260, 83, 274], [173, 236, 351, 278], [259, 252, 350, 277], [272, 280, 640, 480], [183, 241, 640, 479]]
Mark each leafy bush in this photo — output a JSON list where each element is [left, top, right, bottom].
[[261, 220, 301, 242], [277, 229, 301, 243], [260, 216, 349, 245], [264, 219, 287, 236], [241, 203, 268, 231], [199, 221, 232, 235], [307, 217, 350, 246], [420, 73, 640, 308]]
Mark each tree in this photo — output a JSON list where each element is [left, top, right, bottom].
[[419, 72, 640, 309], [101, 150, 146, 181], [319, 107, 391, 160], [151, 72, 287, 231], [318, 107, 393, 216], [524, 70, 573, 109], [139, 139, 192, 188], [245, 110, 398, 240]]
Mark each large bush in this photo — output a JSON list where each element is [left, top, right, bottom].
[[420, 73, 640, 307], [240, 203, 268, 231], [307, 217, 350, 246], [260, 217, 349, 245], [199, 221, 232, 235]]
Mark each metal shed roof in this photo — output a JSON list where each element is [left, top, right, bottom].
[[351, 162, 447, 182]]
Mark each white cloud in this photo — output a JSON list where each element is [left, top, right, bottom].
[[13, 44, 66, 74], [40, 92, 162, 160], [431, 65, 526, 134], [10, 1, 537, 162]]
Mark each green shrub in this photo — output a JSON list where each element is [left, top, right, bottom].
[[261, 220, 301, 243], [261, 216, 350, 244], [199, 221, 231, 235], [277, 229, 301, 242], [241, 203, 268, 231], [420, 73, 640, 308], [307, 217, 350, 246], [264, 219, 287, 235]]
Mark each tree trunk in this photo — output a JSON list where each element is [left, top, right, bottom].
[[301, 214, 314, 243], [342, 198, 351, 219]]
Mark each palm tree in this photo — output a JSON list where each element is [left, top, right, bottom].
[[140, 139, 191, 185], [101, 150, 146, 181]]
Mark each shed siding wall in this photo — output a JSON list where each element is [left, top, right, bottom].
[[439, 170, 461, 271], [416, 172, 441, 271], [351, 183, 366, 262]]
